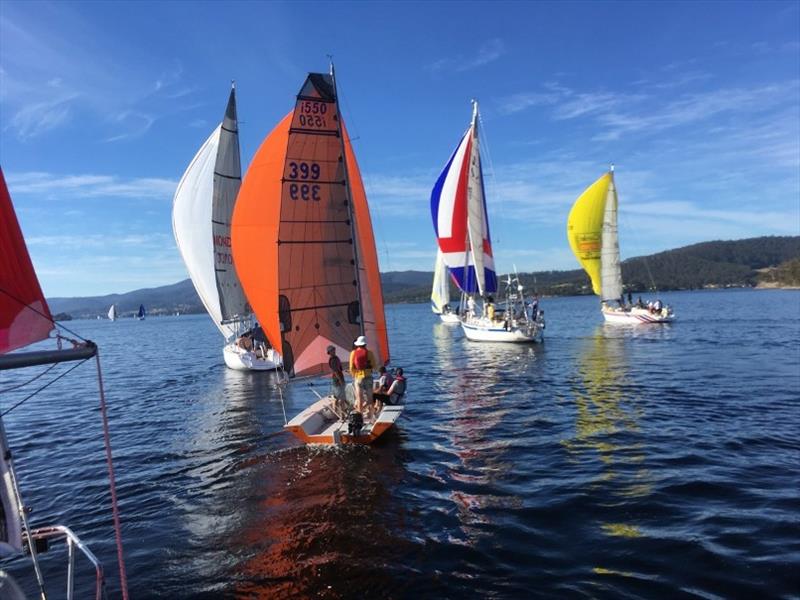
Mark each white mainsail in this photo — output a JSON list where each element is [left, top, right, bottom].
[[431, 250, 451, 314], [466, 102, 488, 296], [600, 171, 623, 302], [107, 304, 116, 320], [173, 86, 248, 342]]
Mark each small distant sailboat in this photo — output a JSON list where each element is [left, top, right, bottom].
[[108, 304, 117, 321], [431, 101, 544, 342], [173, 83, 281, 371], [567, 167, 674, 324], [232, 65, 402, 444], [431, 250, 460, 323], [137, 304, 146, 320]]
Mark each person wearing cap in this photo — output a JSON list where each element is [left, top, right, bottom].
[[326, 345, 346, 413], [349, 335, 377, 419]]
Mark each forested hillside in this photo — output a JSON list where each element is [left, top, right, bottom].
[[47, 236, 800, 317]]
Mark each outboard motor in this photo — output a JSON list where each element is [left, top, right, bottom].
[[348, 411, 364, 436]]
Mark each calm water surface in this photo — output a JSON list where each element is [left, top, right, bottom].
[[2, 289, 799, 598]]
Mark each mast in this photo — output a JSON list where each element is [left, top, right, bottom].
[[461, 100, 476, 304], [329, 60, 366, 338]]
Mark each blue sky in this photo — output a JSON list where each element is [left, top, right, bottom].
[[1, 1, 798, 297]]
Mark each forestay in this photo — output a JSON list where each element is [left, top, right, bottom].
[[173, 86, 249, 341], [430, 102, 497, 296], [232, 73, 388, 377]]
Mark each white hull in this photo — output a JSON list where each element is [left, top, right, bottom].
[[461, 318, 543, 343], [602, 306, 674, 324], [285, 397, 403, 445], [438, 312, 461, 324], [223, 342, 282, 371]]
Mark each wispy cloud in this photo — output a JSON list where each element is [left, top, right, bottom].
[[27, 233, 172, 249], [427, 38, 506, 73], [7, 93, 80, 139], [0, 8, 198, 142], [7, 172, 177, 199]]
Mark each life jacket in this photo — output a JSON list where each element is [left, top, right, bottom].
[[352, 347, 371, 370], [392, 375, 406, 396]]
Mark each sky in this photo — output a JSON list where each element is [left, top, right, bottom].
[[1, 0, 798, 297]]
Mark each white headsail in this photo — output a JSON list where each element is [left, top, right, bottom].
[[600, 171, 623, 302], [431, 250, 451, 314], [173, 85, 248, 342]]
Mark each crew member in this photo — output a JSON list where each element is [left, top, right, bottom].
[[349, 335, 377, 419]]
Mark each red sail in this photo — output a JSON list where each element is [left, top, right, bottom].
[[0, 167, 54, 354], [233, 74, 388, 377]]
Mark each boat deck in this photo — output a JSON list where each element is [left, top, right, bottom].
[[285, 398, 404, 445]]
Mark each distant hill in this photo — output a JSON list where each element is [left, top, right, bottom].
[[756, 258, 800, 288], [47, 279, 202, 319], [47, 236, 799, 318], [378, 235, 800, 303]]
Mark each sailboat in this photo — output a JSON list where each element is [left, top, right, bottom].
[[0, 167, 129, 599], [232, 66, 403, 445], [567, 167, 675, 324], [137, 304, 146, 320], [173, 84, 282, 371], [431, 250, 460, 323], [108, 304, 117, 321], [431, 101, 544, 342]]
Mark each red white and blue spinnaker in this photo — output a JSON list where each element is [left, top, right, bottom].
[[430, 102, 497, 297]]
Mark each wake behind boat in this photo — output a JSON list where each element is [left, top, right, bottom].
[[431, 101, 544, 343], [567, 167, 675, 324], [173, 83, 281, 371], [232, 66, 402, 445]]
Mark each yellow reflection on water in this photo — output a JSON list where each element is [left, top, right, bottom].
[[601, 522, 642, 538], [564, 325, 653, 540]]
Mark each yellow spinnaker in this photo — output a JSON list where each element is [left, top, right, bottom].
[[567, 172, 611, 296]]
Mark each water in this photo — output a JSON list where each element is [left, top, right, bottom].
[[2, 289, 799, 598]]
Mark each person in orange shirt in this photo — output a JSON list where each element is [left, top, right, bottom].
[[349, 335, 377, 419]]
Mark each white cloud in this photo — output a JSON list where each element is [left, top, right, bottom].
[[427, 38, 506, 73], [6, 172, 177, 199], [7, 94, 79, 139]]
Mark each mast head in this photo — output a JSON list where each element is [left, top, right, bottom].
[[327, 54, 335, 78], [610, 163, 615, 173], [231, 79, 236, 90]]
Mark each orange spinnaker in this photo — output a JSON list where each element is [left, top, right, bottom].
[[233, 78, 389, 376], [232, 112, 291, 362], [343, 123, 389, 367]]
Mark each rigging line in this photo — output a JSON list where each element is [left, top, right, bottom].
[[94, 351, 129, 600], [0, 361, 59, 394], [275, 364, 289, 425], [1, 357, 90, 417], [477, 109, 505, 247], [0, 287, 90, 343]]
